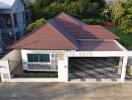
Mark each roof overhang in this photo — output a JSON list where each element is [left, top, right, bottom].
[[66, 40, 128, 57], [78, 40, 127, 51]]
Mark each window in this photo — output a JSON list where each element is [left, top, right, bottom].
[[40, 54, 50, 62], [0, 13, 17, 28], [27, 54, 50, 62], [28, 54, 34, 62], [34, 54, 39, 62]]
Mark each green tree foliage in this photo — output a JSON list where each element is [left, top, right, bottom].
[[107, 0, 125, 32], [28, 0, 106, 30], [31, 0, 53, 9], [79, 0, 99, 18], [120, 1, 132, 34], [30, 0, 106, 20], [27, 19, 46, 31], [43, 3, 64, 19]]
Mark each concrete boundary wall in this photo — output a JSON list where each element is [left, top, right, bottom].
[[0, 50, 132, 83]]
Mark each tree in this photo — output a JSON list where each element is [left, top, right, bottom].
[[43, 3, 64, 19], [43, 2, 80, 19], [120, 1, 132, 34], [78, 0, 106, 18], [27, 18, 46, 31], [29, 0, 106, 20], [107, 0, 126, 33], [31, 0, 53, 9]]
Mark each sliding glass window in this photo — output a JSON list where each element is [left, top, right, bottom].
[[27, 54, 50, 62]]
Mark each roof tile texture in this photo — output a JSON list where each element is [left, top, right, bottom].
[[11, 23, 76, 50], [79, 40, 122, 51], [10, 12, 121, 51], [55, 13, 119, 40]]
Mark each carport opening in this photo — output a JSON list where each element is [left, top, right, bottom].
[[69, 57, 121, 81]]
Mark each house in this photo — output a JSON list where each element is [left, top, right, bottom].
[[0, 0, 30, 53], [0, 12, 132, 83]]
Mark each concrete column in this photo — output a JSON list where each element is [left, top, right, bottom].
[[21, 50, 29, 71], [120, 56, 128, 82], [118, 57, 123, 75], [11, 13, 17, 41], [58, 55, 68, 82], [0, 60, 11, 82]]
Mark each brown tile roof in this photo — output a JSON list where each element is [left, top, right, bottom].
[[48, 19, 79, 49], [10, 12, 120, 50], [10, 23, 77, 50], [79, 40, 123, 51], [54, 12, 119, 40]]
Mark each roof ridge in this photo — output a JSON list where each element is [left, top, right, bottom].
[[47, 20, 78, 50], [55, 12, 86, 27], [49, 18, 79, 48]]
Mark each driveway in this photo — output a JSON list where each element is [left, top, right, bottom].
[[0, 83, 132, 100]]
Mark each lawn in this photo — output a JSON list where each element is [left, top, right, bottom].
[[13, 71, 58, 78], [105, 26, 132, 49]]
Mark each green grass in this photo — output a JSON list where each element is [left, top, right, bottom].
[[105, 26, 132, 49], [13, 72, 58, 78]]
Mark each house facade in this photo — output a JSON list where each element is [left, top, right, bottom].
[[0, 0, 30, 53], [0, 12, 132, 83]]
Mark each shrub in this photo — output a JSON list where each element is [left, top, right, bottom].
[[126, 66, 132, 76], [27, 18, 46, 31]]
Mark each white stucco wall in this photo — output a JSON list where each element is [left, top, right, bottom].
[[0, 60, 11, 82], [21, 49, 67, 71], [0, 49, 132, 82], [58, 56, 68, 82], [1, 50, 22, 72], [20, 49, 69, 82]]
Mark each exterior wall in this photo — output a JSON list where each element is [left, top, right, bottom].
[[12, 0, 26, 36], [0, 60, 11, 82], [0, 49, 69, 82], [21, 49, 66, 71], [58, 55, 69, 82], [0, 50, 132, 82], [1, 50, 22, 72], [66, 51, 127, 57], [0, 49, 70, 82]]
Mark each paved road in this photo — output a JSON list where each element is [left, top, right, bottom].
[[0, 82, 132, 100]]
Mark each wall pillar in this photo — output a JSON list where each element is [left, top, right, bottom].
[[118, 57, 123, 75], [120, 56, 128, 82], [0, 60, 11, 82], [58, 54, 68, 82]]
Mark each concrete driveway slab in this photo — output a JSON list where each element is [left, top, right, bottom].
[[0, 83, 132, 100]]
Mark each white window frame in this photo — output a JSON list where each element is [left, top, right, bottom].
[[27, 53, 52, 65]]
